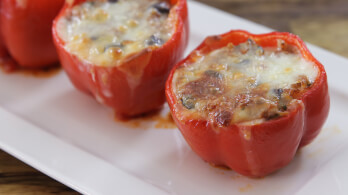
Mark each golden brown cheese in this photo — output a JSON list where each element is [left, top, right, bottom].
[[172, 39, 318, 127], [57, 0, 173, 66]]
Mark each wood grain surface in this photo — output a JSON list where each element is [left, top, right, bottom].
[[1, 0, 347, 194]]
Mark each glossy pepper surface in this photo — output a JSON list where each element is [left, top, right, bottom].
[[166, 30, 329, 177], [52, 0, 189, 118], [0, 0, 64, 67]]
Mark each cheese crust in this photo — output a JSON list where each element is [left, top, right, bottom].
[[57, 0, 173, 66], [172, 39, 318, 126]]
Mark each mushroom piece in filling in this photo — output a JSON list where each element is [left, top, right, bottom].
[[56, 0, 173, 66], [172, 39, 319, 127]]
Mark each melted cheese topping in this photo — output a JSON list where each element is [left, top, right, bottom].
[[172, 39, 318, 126], [57, 0, 173, 66]]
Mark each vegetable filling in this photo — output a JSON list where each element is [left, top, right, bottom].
[[172, 39, 318, 126], [57, 0, 173, 66]]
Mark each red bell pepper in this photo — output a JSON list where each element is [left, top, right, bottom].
[[52, 0, 189, 118], [0, 0, 64, 68], [166, 30, 329, 177]]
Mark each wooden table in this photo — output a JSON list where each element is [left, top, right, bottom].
[[1, 0, 347, 194]]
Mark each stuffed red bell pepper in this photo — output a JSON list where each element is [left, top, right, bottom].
[[166, 30, 329, 177], [0, 0, 64, 68], [52, 0, 189, 118]]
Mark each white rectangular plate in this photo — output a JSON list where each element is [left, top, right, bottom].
[[1, 1, 348, 195]]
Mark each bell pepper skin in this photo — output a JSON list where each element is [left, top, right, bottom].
[[0, 0, 64, 68], [52, 0, 189, 118], [166, 30, 329, 177], [0, 35, 6, 57], [0, 2, 7, 58], [0, 33, 7, 58]]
